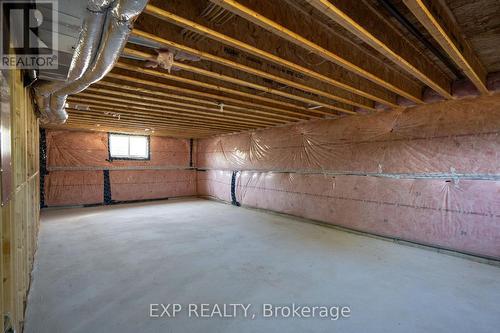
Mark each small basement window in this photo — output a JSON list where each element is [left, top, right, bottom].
[[109, 134, 149, 160]]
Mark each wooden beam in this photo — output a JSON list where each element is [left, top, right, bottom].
[[104, 73, 309, 121], [76, 92, 276, 129], [174, 62, 354, 114], [60, 118, 223, 137], [74, 96, 275, 128], [53, 125, 218, 138], [197, 1, 423, 103], [66, 112, 222, 133], [67, 103, 259, 131], [48, 122, 215, 137], [127, 31, 374, 111], [85, 87, 284, 125], [140, 4, 399, 107], [305, 0, 452, 99], [66, 108, 244, 132], [403, 0, 489, 95], [67, 114, 242, 135], [93, 80, 296, 123], [60, 117, 220, 135], [68, 96, 260, 131], [67, 112, 242, 134], [123, 46, 356, 115], [67, 100, 256, 132], [114, 61, 326, 117]]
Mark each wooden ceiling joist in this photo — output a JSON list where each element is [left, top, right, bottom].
[[104, 73, 310, 121], [67, 99, 255, 131], [65, 110, 225, 130], [93, 80, 298, 123], [305, 0, 453, 99], [69, 95, 265, 130], [403, 0, 489, 95], [174, 61, 354, 114], [78, 88, 280, 126], [128, 31, 374, 112], [66, 107, 253, 132], [123, 46, 356, 115], [67, 109, 248, 134], [52, 0, 494, 139], [85, 84, 281, 125], [64, 113, 222, 134], [67, 113, 248, 135], [142, 4, 399, 107], [62, 117, 223, 137], [58, 123, 218, 138], [66, 111, 223, 132], [114, 62, 325, 116], [203, 0, 424, 103], [70, 102, 268, 133]]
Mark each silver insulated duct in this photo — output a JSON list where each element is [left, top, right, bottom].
[[35, 0, 113, 123], [35, 0, 149, 124]]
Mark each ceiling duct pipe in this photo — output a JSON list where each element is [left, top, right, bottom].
[[34, 0, 114, 124], [48, 0, 149, 124]]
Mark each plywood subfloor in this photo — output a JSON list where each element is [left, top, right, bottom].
[[25, 198, 500, 333]]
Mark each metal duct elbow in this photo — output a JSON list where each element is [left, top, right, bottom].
[[50, 0, 149, 120], [34, 0, 114, 124]]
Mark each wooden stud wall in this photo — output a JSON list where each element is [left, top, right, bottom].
[[0, 69, 40, 333]]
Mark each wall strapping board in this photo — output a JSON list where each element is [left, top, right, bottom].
[[43, 130, 196, 206], [196, 93, 500, 259], [0, 69, 40, 333]]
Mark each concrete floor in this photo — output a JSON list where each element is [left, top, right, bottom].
[[25, 198, 500, 333]]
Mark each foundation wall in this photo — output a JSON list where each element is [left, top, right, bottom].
[[43, 130, 196, 206], [197, 94, 500, 259], [40, 94, 500, 260]]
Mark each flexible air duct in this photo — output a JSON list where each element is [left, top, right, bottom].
[[48, 0, 149, 123], [35, 0, 114, 123]]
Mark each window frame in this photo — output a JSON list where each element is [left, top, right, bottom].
[[108, 133, 151, 161]]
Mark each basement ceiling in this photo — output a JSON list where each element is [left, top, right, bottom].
[[37, 1, 88, 81], [45, 0, 500, 138]]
